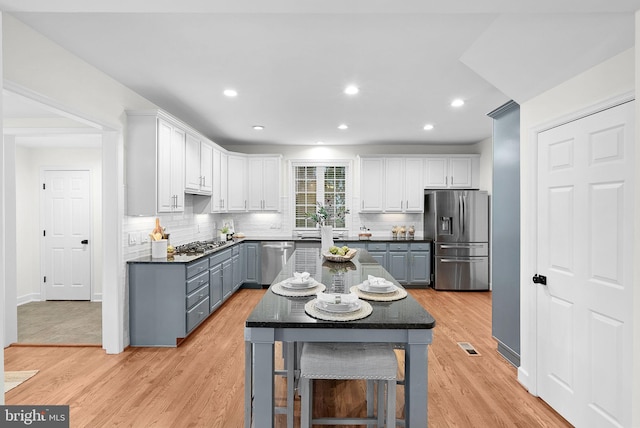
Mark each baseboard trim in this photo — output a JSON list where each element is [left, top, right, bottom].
[[497, 341, 520, 367]]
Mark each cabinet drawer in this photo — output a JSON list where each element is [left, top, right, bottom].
[[186, 297, 210, 333], [389, 243, 409, 251], [186, 270, 209, 294], [186, 259, 209, 278], [232, 245, 240, 256], [210, 249, 232, 266], [367, 243, 387, 251], [186, 283, 209, 309], [410, 243, 431, 251]]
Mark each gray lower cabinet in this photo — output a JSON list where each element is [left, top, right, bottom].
[[244, 242, 261, 285], [388, 243, 409, 283], [209, 248, 234, 301], [129, 257, 210, 347], [359, 241, 431, 287], [232, 245, 242, 292], [408, 243, 431, 285], [209, 263, 223, 312], [366, 242, 388, 269]]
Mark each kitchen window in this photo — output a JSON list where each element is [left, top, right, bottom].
[[293, 163, 350, 229]]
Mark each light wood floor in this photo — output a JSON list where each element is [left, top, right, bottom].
[[5, 288, 571, 427]]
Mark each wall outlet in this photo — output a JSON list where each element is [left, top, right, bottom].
[[140, 232, 149, 244], [128, 233, 137, 246]]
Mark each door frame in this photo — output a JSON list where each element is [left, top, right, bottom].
[[39, 168, 93, 301], [2, 81, 124, 354], [519, 91, 635, 396]]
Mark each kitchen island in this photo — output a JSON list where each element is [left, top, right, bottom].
[[245, 248, 436, 427]]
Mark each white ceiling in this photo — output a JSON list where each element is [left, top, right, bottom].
[[1, 1, 638, 146]]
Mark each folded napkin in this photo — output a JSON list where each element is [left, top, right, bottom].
[[367, 275, 391, 287], [290, 271, 311, 284], [316, 291, 359, 305]]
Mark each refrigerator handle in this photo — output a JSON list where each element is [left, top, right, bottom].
[[462, 194, 467, 235], [458, 195, 463, 235]]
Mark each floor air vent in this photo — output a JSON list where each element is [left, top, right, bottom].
[[457, 342, 480, 356]]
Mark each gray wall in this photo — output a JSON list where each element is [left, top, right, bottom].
[[488, 101, 520, 366]]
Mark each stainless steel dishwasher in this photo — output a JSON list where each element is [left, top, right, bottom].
[[260, 241, 295, 286]]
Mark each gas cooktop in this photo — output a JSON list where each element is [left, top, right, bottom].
[[174, 240, 228, 255]]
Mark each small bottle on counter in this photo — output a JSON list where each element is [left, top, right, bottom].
[[391, 225, 398, 239], [408, 225, 415, 239], [399, 225, 406, 239]]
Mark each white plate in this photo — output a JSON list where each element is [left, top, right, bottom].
[[288, 276, 313, 285], [315, 300, 361, 313], [358, 283, 397, 294], [281, 279, 316, 290], [360, 280, 396, 293]]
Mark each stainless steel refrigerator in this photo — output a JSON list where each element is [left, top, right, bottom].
[[424, 190, 489, 291]]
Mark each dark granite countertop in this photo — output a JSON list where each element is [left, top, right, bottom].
[[127, 235, 432, 265], [245, 248, 436, 330], [242, 235, 432, 243], [126, 239, 246, 264]]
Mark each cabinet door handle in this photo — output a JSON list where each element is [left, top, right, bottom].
[[445, 176, 448, 186], [362, 200, 364, 210]]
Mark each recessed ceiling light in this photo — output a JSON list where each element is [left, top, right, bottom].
[[252, 125, 265, 131], [451, 98, 465, 107], [344, 85, 359, 95], [316, 141, 324, 145], [223, 89, 238, 97], [338, 124, 348, 130], [423, 124, 434, 131]]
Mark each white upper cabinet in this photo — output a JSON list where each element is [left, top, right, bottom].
[[360, 157, 385, 212], [403, 158, 426, 211], [185, 134, 213, 195], [383, 158, 424, 212], [126, 112, 185, 215], [425, 155, 479, 189], [227, 155, 247, 211], [211, 148, 228, 212], [248, 156, 281, 211]]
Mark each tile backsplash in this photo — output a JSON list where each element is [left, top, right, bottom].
[[124, 195, 425, 260]]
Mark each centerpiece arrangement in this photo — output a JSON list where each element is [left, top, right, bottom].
[[305, 202, 355, 261]]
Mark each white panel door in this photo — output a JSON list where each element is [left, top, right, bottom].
[[536, 101, 634, 427], [43, 170, 91, 300]]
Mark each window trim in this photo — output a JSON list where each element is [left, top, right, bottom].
[[290, 159, 353, 231]]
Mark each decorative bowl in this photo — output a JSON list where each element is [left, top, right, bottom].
[[322, 248, 357, 262]]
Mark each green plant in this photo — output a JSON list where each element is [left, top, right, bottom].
[[219, 225, 230, 234], [305, 202, 350, 227]]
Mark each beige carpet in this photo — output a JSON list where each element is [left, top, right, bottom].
[[4, 370, 39, 393]]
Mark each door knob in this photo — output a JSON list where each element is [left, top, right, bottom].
[[81, 239, 89, 244]]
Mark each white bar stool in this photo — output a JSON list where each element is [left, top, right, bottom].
[[299, 342, 397, 427]]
